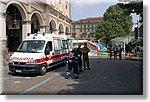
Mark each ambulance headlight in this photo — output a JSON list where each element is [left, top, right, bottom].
[[27, 60, 37, 64]]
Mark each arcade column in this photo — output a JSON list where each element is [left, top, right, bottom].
[[0, 1, 6, 93], [22, 20, 31, 40], [0, 2, 7, 43]]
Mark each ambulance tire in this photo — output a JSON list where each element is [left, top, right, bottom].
[[39, 64, 47, 75]]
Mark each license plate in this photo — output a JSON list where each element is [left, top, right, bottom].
[[16, 70, 22, 73]]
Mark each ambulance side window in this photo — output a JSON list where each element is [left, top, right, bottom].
[[62, 40, 68, 49], [45, 41, 52, 52]]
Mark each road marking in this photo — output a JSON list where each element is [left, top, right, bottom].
[[20, 73, 59, 95], [2, 76, 31, 80], [14, 81, 21, 84]]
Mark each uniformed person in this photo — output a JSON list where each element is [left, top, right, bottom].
[[77, 44, 83, 72], [66, 47, 79, 79], [82, 42, 91, 70]]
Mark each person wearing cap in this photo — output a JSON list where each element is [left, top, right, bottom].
[[82, 42, 91, 70]]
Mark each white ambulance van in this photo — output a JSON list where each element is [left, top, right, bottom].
[[9, 32, 68, 75]]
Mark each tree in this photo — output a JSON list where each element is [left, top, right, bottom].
[[117, 1, 143, 22], [95, 4, 132, 46]]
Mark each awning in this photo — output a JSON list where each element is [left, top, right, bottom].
[[108, 36, 135, 47]]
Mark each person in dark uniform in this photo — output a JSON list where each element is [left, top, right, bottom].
[[66, 47, 79, 79], [113, 46, 118, 59], [82, 42, 91, 70], [109, 45, 113, 59], [77, 44, 83, 72], [118, 45, 122, 60]]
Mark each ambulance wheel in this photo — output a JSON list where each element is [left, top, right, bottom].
[[39, 64, 47, 75]]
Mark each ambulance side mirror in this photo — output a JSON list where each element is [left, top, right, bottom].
[[45, 49, 50, 55]]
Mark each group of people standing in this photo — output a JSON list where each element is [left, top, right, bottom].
[[109, 45, 123, 60], [66, 42, 91, 79]]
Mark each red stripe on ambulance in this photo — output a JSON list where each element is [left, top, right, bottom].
[[36, 53, 68, 63]]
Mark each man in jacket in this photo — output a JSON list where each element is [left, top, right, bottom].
[[67, 47, 79, 79], [82, 42, 91, 70]]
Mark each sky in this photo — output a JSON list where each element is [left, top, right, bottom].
[[71, 0, 140, 30], [71, 0, 118, 20]]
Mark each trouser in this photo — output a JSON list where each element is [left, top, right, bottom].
[[114, 51, 117, 59], [83, 60, 89, 69], [78, 58, 82, 69], [67, 62, 78, 74], [110, 52, 112, 59], [119, 53, 122, 60]]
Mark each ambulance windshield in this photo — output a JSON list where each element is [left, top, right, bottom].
[[17, 40, 45, 53]]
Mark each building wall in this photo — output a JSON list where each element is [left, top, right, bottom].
[[0, 0, 72, 51], [72, 17, 103, 40]]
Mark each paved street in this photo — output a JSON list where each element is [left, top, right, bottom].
[[2, 57, 143, 95]]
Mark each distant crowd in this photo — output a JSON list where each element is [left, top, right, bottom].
[[109, 45, 123, 60]]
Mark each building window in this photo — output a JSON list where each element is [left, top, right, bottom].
[[91, 24, 94, 28], [80, 29, 82, 32], [84, 28, 86, 32], [59, 0, 61, 4], [65, 1, 68, 9]]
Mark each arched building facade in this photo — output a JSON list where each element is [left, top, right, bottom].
[[0, 0, 72, 51]]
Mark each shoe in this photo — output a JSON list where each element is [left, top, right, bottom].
[[73, 73, 78, 79], [87, 68, 92, 70], [79, 69, 84, 72], [66, 72, 70, 76], [74, 76, 78, 79]]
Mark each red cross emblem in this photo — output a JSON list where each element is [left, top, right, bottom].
[[69, 53, 73, 58]]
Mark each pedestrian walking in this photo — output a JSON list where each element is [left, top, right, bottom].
[[77, 44, 83, 72], [82, 42, 91, 70]]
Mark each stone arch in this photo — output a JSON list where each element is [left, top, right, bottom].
[[30, 11, 44, 33], [49, 19, 57, 33], [58, 23, 64, 34], [65, 26, 70, 35], [5, 1, 27, 20], [5, 3, 26, 51], [30, 11, 44, 26]]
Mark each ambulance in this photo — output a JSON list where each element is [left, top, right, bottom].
[[9, 32, 68, 75]]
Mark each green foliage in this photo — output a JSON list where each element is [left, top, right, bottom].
[[95, 4, 132, 43], [118, 1, 143, 22]]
